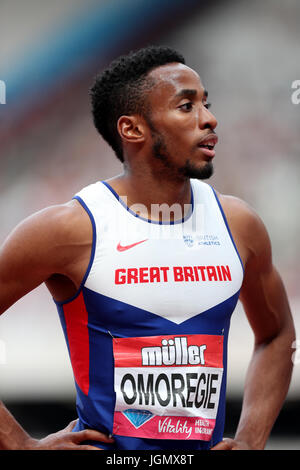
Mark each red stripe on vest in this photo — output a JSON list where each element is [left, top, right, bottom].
[[63, 292, 89, 395]]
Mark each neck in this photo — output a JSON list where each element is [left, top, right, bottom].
[[106, 167, 192, 222]]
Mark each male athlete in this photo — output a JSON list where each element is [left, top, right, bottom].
[[0, 46, 295, 450]]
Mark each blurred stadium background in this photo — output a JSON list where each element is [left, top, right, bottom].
[[0, 0, 299, 449]]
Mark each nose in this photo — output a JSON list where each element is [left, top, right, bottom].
[[199, 106, 218, 130]]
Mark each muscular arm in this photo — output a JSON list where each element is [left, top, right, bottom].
[[213, 196, 296, 450], [0, 201, 92, 313], [0, 201, 113, 449]]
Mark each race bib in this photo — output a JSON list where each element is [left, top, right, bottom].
[[112, 334, 223, 440]]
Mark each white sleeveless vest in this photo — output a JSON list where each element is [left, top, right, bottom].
[[55, 178, 244, 449]]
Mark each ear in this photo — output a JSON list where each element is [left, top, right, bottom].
[[117, 115, 146, 144]]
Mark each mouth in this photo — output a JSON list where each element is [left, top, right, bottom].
[[197, 134, 218, 158]]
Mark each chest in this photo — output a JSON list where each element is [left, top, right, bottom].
[[84, 212, 243, 325]]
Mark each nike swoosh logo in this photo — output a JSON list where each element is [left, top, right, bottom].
[[117, 239, 148, 252]]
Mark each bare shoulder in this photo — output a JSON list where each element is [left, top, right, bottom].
[[0, 199, 93, 312], [0, 199, 92, 276], [3, 199, 90, 246], [216, 191, 272, 267], [37, 199, 92, 241]]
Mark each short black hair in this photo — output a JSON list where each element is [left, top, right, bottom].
[[90, 45, 185, 162]]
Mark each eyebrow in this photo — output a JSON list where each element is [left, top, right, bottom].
[[174, 88, 208, 99]]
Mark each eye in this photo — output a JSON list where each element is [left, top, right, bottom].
[[204, 102, 211, 110], [179, 102, 193, 111]]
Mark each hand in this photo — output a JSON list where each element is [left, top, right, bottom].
[[22, 419, 114, 450], [211, 437, 253, 450]]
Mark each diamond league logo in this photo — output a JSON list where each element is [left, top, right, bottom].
[[122, 409, 154, 428]]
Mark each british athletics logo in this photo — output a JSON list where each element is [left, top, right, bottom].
[[112, 334, 223, 440]]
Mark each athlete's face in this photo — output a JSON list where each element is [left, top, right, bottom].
[[145, 63, 218, 180]]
